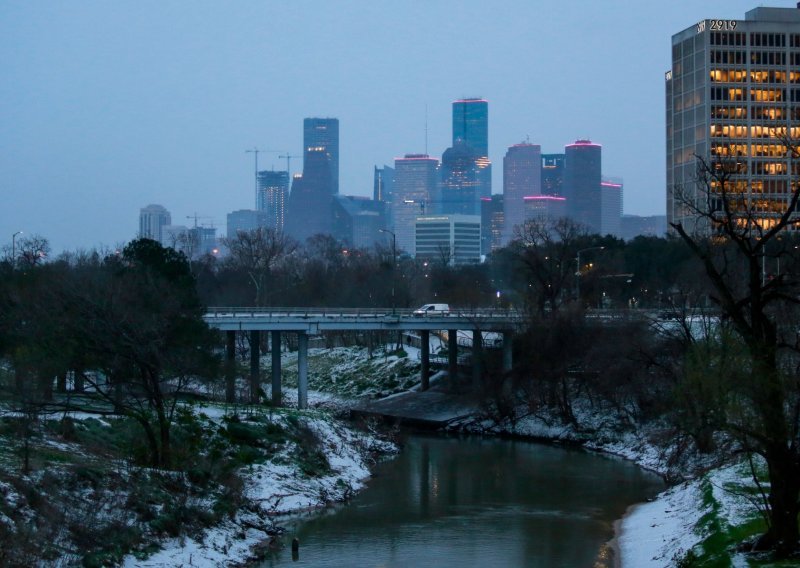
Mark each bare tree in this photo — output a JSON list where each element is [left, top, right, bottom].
[[509, 217, 587, 317], [222, 227, 296, 306], [670, 145, 800, 555], [14, 234, 50, 268]]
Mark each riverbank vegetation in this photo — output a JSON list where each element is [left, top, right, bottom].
[[2, 202, 800, 563]]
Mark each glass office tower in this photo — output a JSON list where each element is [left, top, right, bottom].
[[666, 6, 800, 233]]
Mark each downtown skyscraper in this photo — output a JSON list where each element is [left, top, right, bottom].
[[503, 142, 542, 243], [392, 154, 439, 255], [452, 98, 488, 157], [564, 140, 602, 233], [450, 98, 491, 200], [304, 117, 339, 194], [285, 118, 340, 242], [256, 170, 289, 232]]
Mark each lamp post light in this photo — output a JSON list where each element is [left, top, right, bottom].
[[575, 246, 604, 301], [11, 231, 22, 266], [379, 228, 397, 314]]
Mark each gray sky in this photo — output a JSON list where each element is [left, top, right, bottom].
[[2, 0, 796, 253]]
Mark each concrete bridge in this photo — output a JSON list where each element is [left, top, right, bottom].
[[203, 307, 521, 409]]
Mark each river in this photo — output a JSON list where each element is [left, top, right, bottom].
[[261, 433, 664, 567]]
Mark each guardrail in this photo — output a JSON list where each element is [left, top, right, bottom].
[[204, 307, 522, 319]]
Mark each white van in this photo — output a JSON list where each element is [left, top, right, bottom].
[[413, 303, 450, 316]]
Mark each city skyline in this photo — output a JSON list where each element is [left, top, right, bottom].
[[3, 0, 797, 253]]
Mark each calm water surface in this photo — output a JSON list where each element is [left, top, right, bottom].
[[261, 434, 663, 568]]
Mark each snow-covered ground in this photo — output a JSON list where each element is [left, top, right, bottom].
[[618, 462, 762, 567], [122, 408, 396, 568]]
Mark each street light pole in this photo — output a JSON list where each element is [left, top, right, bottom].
[[11, 231, 22, 266], [575, 246, 604, 301], [379, 229, 397, 315]]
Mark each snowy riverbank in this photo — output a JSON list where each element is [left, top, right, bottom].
[[122, 403, 396, 568], [127, 345, 765, 567]]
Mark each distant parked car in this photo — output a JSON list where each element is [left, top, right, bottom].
[[413, 303, 450, 316]]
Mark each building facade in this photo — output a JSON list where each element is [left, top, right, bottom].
[[256, 170, 289, 232], [600, 178, 624, 237], [452, 98, 491, 199], [541, 153, 565, 197], [304, 117, 339, 194], [227, 209, 267, 240], [503, 142, 542, 243], [523, 196, 567, 223], [139, 204, 171, 244], [481, 194, 504, 254], [285, 148, 334, 242], [392, 154, 439, 256], [621, 215, 668, 240], [415, 214, 481, 266], [564, 140, 602, 233], [666, 6, 800, 232], [439, 140, 482, 216], [332, 195, 385, 249]]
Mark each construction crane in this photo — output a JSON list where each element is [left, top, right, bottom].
[[186, 214, 214, 229], [245, 147, 262, 199], [279, 153, 301, 178]]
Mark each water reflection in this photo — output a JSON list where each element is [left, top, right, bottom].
[[261, 434, 663, 568]]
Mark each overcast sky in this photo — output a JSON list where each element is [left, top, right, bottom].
[[2, 0, 797, 253]]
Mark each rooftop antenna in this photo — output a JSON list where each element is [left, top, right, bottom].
[[245, 147, 261, 207], [424, 103, 428, 156]]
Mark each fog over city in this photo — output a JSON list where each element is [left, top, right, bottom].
[[2, 0, 796, 252]]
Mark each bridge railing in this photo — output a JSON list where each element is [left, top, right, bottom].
[[203, 306, 523, 320]]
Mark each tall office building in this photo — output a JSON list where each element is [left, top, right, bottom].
[[332, 195, 385, 249], [453, 98, 488, 156], [304, 118, 339, 194], [392, 154, 439, 255], [666, 6, 800, 232], [452, 98, 491, 199], [600, 178, 624, 237], [285, 149, 334, 242], [481, 194, 504, 254], [439, 140, 482, 216], [503, 142, 542, 243], [541, 154, 566, 197], [564, 140, 602, 233], [139, 204, 171, 244], [256, 170, 289, 232], [373, 165, 394, 203]]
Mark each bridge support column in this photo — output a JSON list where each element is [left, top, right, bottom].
[[249, 330, 261, 404], [297, 332, 308, 410], [225, 331, 236, 403], [271, 330, 282, 407], [448, 330, 458, 390], [502, 330, 513, 373], [420, 330, 430, 391], [472, 329, 483, 390]]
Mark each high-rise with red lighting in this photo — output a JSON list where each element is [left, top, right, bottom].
[[503, 142, 542, 243], [564, 140, 602, 233]]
